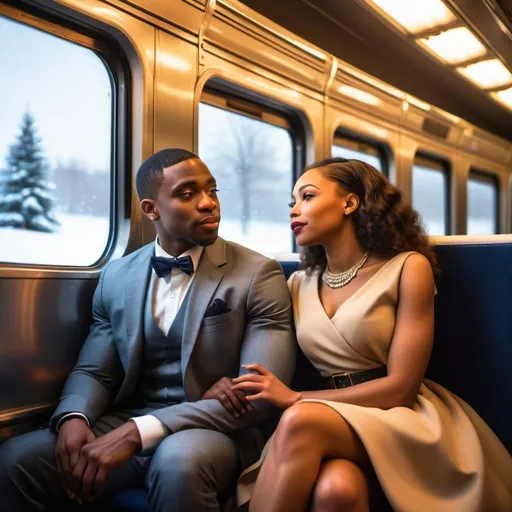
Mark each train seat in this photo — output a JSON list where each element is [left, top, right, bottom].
[[96, 489, 149, 511], [73, 243, 512, 510]]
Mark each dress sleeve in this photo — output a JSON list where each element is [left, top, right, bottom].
[[287, 271, 296, 292]]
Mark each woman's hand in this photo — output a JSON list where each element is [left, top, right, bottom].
[[202, 376, 251, 417], [232, 364, 302, 410]]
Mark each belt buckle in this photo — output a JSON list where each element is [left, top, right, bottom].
[[331, 372, 354, 389]]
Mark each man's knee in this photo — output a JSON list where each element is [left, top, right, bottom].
[[0, 429, 55, 478], [147, 430, 239, 491], [0, 428, 58, 509], [151, 442, 202, 483], [0, 437, 20, 482]]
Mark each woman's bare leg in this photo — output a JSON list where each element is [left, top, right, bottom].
[[249, 403, 369, 512], [310, 459, 369, 512]]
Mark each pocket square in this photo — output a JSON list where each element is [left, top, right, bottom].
[[204, 298, 231, 318]]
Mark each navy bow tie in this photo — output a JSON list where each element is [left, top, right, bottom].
[[151, 255, 194, 278]]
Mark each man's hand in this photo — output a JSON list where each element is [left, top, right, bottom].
[[55, 417, 96, 501], [202, 376, 251, 417], [67, 420, 142, 504]]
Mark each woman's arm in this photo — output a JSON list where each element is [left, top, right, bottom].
[[233, 253, 435, 410]]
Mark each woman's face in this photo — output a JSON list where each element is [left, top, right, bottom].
[[290, 167, 356, 247]]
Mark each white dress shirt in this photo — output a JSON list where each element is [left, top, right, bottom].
[[131, 240, 203, 450], [151, 239, 203, 335], [58, 239, 203, 452]]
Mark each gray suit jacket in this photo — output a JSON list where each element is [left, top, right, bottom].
[[51, 238, 295, 452]]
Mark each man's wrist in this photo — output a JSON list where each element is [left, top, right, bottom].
[[126, 419, 143, 450], [56, 413, 90, 432], [130, 415, 167, 452]]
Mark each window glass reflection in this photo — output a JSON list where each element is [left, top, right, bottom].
[[412, 158, 448, 235], [332, 137, 383, 172], [467, 173, 497, 235]]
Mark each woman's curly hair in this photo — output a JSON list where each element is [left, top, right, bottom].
[[300, 157, 439, 275]]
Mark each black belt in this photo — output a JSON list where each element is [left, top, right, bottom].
[[324, 366, 387, 389]]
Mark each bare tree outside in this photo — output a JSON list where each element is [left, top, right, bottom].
[[199, 102, 293, 252], [51, 159, 110, 217]]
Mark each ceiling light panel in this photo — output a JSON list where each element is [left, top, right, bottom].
[[458, 59, 512, 89], [368, 0, 456, 34], [491, 87, 512, 109], [420, 27, 487, 64]]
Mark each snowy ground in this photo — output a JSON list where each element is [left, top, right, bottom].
[[219, 219, 293, 254], [0, 215, 294, 266], [0, 213, 110, 266]]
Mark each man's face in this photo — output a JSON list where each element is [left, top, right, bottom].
[[144, 158, 221, 248]]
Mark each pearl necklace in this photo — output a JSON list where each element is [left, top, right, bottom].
[[322, 251, 369, 289]]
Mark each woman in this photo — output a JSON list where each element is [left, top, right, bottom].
[[233, 158, 512, 512]]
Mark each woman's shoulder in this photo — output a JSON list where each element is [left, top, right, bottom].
[[398, 252, 436, 296], [370, 251, 433, 291], [287, 269, 305, 288], [400, 251, 434, 276], [383, 251, 429, 271], [399, 251, 432, 272], [287, 269, 316, 294]]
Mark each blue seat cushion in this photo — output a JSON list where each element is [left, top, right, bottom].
[[428, 243, 512, 453], [96, 489, 149, 511], [279, 260, 299, 280]]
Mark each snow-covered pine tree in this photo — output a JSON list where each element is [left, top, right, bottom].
[[0, 112, 59, 232]]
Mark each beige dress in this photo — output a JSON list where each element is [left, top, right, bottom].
[[237, 252, 512, 511]]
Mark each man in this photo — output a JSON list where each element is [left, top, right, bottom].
[[0, 148, 296, 511]]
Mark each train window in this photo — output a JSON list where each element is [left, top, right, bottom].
[[467, 171, 498, 235], [198, 94, 294, 253], [332, 135, 385, 173], [412, 155, 450, 235], [0, 16, 113, 267]]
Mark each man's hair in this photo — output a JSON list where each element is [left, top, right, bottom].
[[135, 148, 199, 200]]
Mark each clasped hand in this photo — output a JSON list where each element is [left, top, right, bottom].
[[201, 376, 252, 417], [232, 364, 302, 410], [55, 418, 141, 504], [203, 367, 301, 414]]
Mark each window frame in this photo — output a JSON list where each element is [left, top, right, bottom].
[[0, 2, 131, 274], [332, 130, 390, 177], [200, 85, 305, 253], [412, 152, 452, 236], [467, 169, 500, 235]]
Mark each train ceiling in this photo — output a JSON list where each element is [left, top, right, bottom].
[[239, 0, 512, 141]]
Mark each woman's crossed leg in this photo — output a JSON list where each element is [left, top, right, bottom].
[[250, 402, 371, 512]]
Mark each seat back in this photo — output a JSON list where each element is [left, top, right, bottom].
[[428, 243, 512, 452]]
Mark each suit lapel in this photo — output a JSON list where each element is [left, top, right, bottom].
[[181, 238, 227, 384], [121, 244, 153, 383]]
